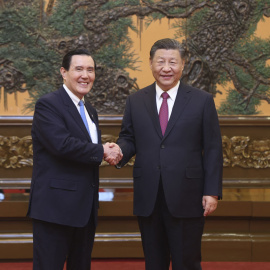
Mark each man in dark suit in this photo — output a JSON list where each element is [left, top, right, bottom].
[[27, 49, 122, 270], [115, 39, 223, 270]]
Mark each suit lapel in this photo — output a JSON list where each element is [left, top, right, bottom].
[[85, 103, 98, 127], [59, 87, 92, 141], [163, 82, 191, 140], [143, 83, 163, 139], [85, 102, 102, 143]]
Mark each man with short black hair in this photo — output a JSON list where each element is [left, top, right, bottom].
[[28, 49, 122, 269], [115, 39, 223, 270]]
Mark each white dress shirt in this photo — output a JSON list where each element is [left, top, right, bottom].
[[63, 84, 98, 144], [156, 81, 180, 119]]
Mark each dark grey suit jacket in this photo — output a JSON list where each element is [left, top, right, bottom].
[[117, 81, 223, 217]]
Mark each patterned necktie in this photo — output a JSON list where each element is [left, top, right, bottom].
[[159, 92, 169, 136], [78, 100, 91, 136]]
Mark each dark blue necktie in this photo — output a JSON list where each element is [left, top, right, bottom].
[[78, 100, 91, 136]]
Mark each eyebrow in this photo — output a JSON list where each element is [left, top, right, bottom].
[[156, 57, 177, 60], [74, 65, 95, 69]]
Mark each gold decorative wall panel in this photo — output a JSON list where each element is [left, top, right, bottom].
[[0, 135, 32, 169], [1, 133, 270, 169], [223, 136, 270, 169]]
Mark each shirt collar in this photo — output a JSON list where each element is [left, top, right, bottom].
[[155, 81, 180, 101], [63, 84, 85, 105]]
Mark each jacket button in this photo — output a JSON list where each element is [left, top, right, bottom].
[[161, 145, 165, 149]]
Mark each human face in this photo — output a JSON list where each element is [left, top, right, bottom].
[[150, 49, 185, 91], [60, 55, 95, 99]]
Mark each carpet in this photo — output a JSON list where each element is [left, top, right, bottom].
[[0, 260, 270, 270]]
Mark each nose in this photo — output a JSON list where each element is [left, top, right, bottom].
[[162, 63, 171, 72], [81, 69, 88, 78]]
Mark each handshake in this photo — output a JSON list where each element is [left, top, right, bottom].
[[103, 142, 123, 166]]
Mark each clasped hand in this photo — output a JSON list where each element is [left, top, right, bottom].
[[103, 142, 123, 166]]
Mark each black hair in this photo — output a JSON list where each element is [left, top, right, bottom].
[[150, 38, 186, 60], [61, 49, 96, 70]]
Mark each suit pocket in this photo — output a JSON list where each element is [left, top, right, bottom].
[[186, 167, 203, 179], [50, 179, 77, 191]]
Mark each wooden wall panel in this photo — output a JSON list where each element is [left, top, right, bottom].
[[0, 116, 270, 261]]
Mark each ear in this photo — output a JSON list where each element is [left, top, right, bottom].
[[60, 67, 66, 80], [149, 58, 153, 70], [182, 60, 185, 71]]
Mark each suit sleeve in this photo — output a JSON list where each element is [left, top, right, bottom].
[[202, 95, 223, 198], [116, 96, 136, 167], [32, 97, 104, 165]]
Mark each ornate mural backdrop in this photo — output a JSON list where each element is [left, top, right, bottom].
[[0, 0, 270, 115]]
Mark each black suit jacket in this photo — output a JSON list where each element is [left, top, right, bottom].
[[27, 87, 104, 227], [117, 81, 223, 218]]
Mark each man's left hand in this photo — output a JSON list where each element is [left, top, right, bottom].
[[202, 195, 218, 217]]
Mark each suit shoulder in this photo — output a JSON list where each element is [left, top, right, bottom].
[[37, 88, 60, 100], [36, 88, 62, 104], [33, 89, 64, 116], [128, 83, 154, 99], [183, 83, 213, 99]]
